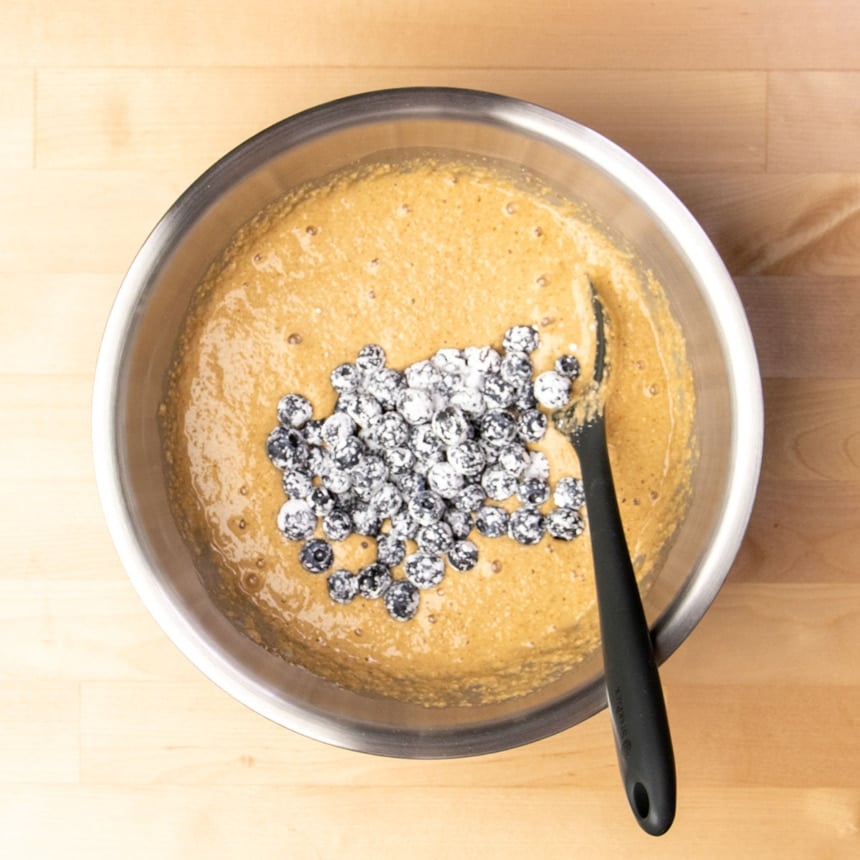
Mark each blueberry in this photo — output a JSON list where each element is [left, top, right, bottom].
[[445, 509, 473, 540], [432, 405, 470, 447], [384, 579, 420, 621], [307, 485, 336, 517], [448, 540, 479, 572], [513, 383, 539, 411], [417, 521, 454, 555], [475, 505, 509, 538], [398, 388, 435, 425], [447, 440, 486, 477], [413, 452, 444, 477], [266, 426, 310, 471], [523, 450, 550, 481], [343, 392, 382, 428], [369, 482, 404, 519], [479, 439, 501, 465], [327, 569, 359, 604], [450, 387, 486, 416], [322, 508, 353, 541], [335, 391, 359, 416], [391, 470, 426, 497], [479, 410, 517, 447], [334, 489, 360, 512], [277, 393, 313, 429], [427, 461, 464, 498], [508, 507, 546, 545], [388, 509, 420, 540], [464, 345, 502, 375], [302, 418, 325, 447], [410, 424, 445, 459], [481, 465, 518, 501], [408, 490, 445, 525], [357, 562, 393, 598], [371, 411, 410, 449], [454, 483, 486, 513], [364, 367, 404, 409], [356, 344, 386, 374], [497, 443, 531, 476], [404, 552, 445, 589], [500, 352, 533, 385], [307, 445, 325, 476], [503, 325, 540, 354], [276, 499, 316, 541], [299, 538, 334, 573], [351, 507, 382, 537], [330, 362, 361, 394], [317, 456, 352, 494], [553, 476, 586, 509], [376, 534, 407, 567], [518, 477, 550, 506], [332, 436, 364, 468], [383, 445, 416, 474], [555, 354, 581, 380], [349, 455, 388, 499], [404, 359, 442, 390], [282, 468, 313, 499], [431, 348, 467, 375], [546, 506, 585, 540], [481, 375, 517, 409], [321, 412, 357, 448], [533, 370, 571, 409], [517, 408, 548, 443]]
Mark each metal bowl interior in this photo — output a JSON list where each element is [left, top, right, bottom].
[[93, 88, 762, 758]]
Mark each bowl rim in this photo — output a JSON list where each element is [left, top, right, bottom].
[[93, 86, 763, 757]]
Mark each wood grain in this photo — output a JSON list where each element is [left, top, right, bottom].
[[0, 784, 856, 859], [6, 1, 860, 70], [665, 172, 860, 276], [769, 72, 860, 173], [35, 67, 766, 174], [78, 679, 858, 789], [734, 479, 860, 583], [0, 683, 80, 783], [737, 276, 860, 379], [0, 69, 33, 168], [2, 0, 860, 857]]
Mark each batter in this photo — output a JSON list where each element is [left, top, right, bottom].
[[161, 156, 696, 706]]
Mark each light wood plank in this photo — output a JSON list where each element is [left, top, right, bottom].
[[769, 72, 860, 173], [11, 0, 860, 71], [665, 583, 860, 688], [762, 378, 860, 482], [2, 480, 129, 584], [737, 276, 860, 379], [79, 679, 859, 789], [0, 578, 198, 683], [0, 274, 119, 375], [0, 69, 33, 168], [0, 376, 94, 485], [0, 169, 188, 274], [0, 683, 79, 783], [664, 172, 860, 277], [35, 67, 766, 174], [733, 479, 860, 583], [0, 784, 855, 859]]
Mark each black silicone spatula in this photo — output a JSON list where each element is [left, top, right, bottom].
[[553, 285, 676, 836]]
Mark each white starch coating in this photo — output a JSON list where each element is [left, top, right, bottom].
[[266, 325, 586, 622]]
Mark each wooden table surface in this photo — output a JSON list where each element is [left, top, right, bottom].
[[2, 2, 859, 856]]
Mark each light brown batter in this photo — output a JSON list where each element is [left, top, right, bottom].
[[161, 157, 695, 706]]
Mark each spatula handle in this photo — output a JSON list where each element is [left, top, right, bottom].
[[575, 417, 676, 836]]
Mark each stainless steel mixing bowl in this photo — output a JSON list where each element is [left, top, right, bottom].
[[93, 88, 763, 758]]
